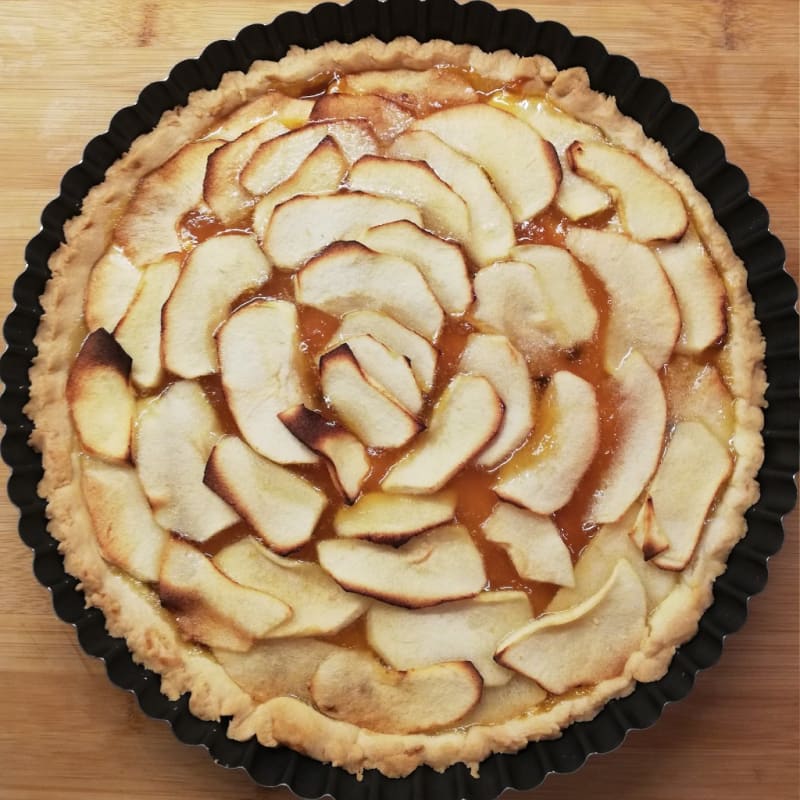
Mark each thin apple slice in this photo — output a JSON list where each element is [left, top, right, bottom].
[[204, 436, 326, 554], [252, 136, 347, 249], [317, 524, 486, 608], [214, 638, 343, 703], [381, 374, 503, 494], [461, 674, 547, 726], [340, 68, 476, 114], [114, 139, 222, 267], [158, 537, 291, 652], [654, 227, 727, 353], [629, 497, 670, 561], [264, 192, 423, 270], [310, 650, 482, 734], [343, 333, 423, 415], [412, 103, 561, 222], [217, 299, 318, 465], [318, 344, 422, 449], [296, 241, 444, 341], [134, 380, 240, 542], [588, 351, 667, 525], [333, 490, 457, 542], [80, 459, 168, 583], [495, 371, 599, 515], [490, 92, 610, 221], [67, 329, 135, 463], [495, 559, 647, 693], [649, 421, 733, 571], [367, 592, 531, 687], [203, 118, 288, 224], [85, 246, 142, 332], [458, 333, 534, 468], [240, 119, 378, 196], [162, 232, 271, 379], [208, 92, 313, 141], [389, 129, 516, 266], [310, 93, 413, 143], [472, 260, 556, 360], [327, 310, 438, 392], [213, 537, 368, 636], [565, 227, 680, 371], [347, 155, 470, 243], [358, 220, 472, 315], [278, 404, 369, 503], [510, 244, 598, 349], [113, 253, 181, 390], [567, 140, 688, 242], [482, 502, 574, 587]]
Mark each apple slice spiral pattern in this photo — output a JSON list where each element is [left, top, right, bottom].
[[60, 63, 755, 760]]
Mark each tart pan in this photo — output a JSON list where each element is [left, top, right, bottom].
[[1, 0, 797, 797]]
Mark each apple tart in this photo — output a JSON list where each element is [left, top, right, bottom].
[[27, 37, 765, 778]]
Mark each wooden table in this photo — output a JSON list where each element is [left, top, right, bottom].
[[1, 2, 797, 798]]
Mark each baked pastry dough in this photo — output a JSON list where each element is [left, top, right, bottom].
[[27, 37, 765, 778]]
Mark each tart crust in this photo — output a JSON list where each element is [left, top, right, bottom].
[[26, 37, 765, 778]]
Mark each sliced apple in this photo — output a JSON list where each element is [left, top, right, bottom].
[[381, 374, 503, 494], [568, 140, 688, 242], [565, 227, 680, 371], [654, 227, 727, 353], [333, 490, 456, 542], [461, 674, 547, 726], [318, 344, 422, 449], [203, 118, 288, 224], [482, 502, 574, 587], [357, 220, 472, 315], [204, 436, 326, 554], [342, 333, 423, 415], [217, 299, 318, 465], [629, 497, 670, 561], [114, 139, 222, 267], [113, 253, 181, 390], [495, 559, 647, 693], [240, 119, 378, 196], [278, 404, 369, 503], [295, 241, 444, 341], [252, 136, 347, 248], [663, 358, 734, 444], [162, 232, 271, 379], [389, 129, 516, 266], [213, 537, 368, 637], [317, 524, 486, 608], [214, 638, 342, 703], [67, 329, 135, 463], [327, 310, 438, 392], [649, 421, 733, 571], [310, 649, 481, 734], [588, 351, 667, 525], [85, 246, 141, 332], [134, 380, 239, 541], [340, 68, 476, 114], [158, 537, 291, 652], [490, 92, 610, 221], [347, 155, 470, 243], [472, 260, 556, 360], [413, 103, 561, 222], [208, 92, 313, 141], [310, 92, 413, 143], [263, 192, 423, 271], [510, 244, 598, 349], [458, 333, 534, 468], [495, 371, 599, 515], [80, 459, 168, 583], [367, 592, 531, 687]]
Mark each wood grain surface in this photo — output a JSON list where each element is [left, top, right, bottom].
[[0, 2, 797, 798]]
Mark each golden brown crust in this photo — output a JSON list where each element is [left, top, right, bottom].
[[26, 36, 765, 779]]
